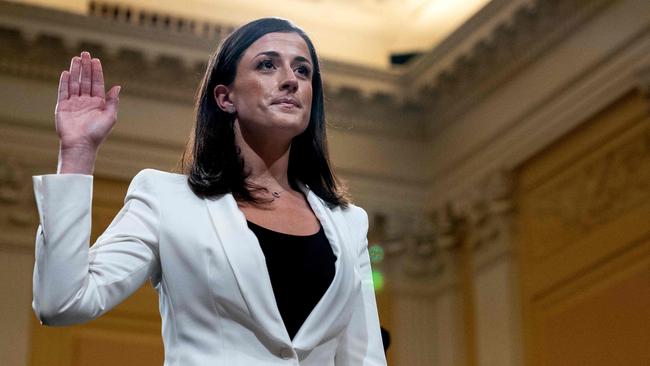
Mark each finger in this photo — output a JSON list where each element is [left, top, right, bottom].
[[68, 56, 81, 96], [80, 51, 92, 96], [105, 85, 121, 115], [57, 70, 69, 102], [91, 58, 105, 98]]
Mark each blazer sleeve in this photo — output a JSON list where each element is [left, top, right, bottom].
[[32, 170, 161, 326], [335, 207, 387, 365]]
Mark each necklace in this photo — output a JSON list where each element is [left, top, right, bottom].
[[250, 179, 288, 201], [270, 188, 286, 200]]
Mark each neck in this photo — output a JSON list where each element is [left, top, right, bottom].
[[234, 121, 292, 190]]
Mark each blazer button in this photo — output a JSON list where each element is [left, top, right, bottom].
[[279, 348, 294, 359]]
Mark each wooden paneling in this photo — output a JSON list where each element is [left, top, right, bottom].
[[537, 248, 649, 366], [72, 329, 163, 366], [515, 90, 650, 366], [29, 176, 163, 366]]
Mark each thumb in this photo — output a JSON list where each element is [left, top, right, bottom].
[[105, 85, 121, 111]]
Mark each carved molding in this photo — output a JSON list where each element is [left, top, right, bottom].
[[372, 169, 515, 279], [411, 0, 615, 135], [528, 124, 650, 260], [88, 0, 236, 40], [0, 158, 35, 227], [0, 25, 200, 103], [0, 157, 40, 252], [325, 87, 427, 139]]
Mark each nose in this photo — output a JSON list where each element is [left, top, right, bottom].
[[279, 67, 298, 93]]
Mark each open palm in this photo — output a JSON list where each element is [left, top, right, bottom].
[[55, 51, 120, 150]]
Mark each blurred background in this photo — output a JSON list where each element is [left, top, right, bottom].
[[0, 0, 648, 365]]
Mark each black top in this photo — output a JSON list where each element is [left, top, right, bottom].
[[246, 219, 336, 340]]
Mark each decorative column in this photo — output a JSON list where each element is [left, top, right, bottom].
[[464, 170, 522, 366], [369, 203, 468, 366], [369, 168, 521, 366]]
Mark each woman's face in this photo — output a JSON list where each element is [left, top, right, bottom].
[[228, 32, 313, 141]]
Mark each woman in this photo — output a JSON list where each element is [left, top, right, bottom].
[[31, 18, 386, 365]]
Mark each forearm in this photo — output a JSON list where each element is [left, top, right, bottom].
[[32, 174, 95, 324]]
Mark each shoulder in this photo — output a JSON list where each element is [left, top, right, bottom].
[[339, 203, 369, 240], [127, 169, 189, 199], [340, 203, 368, 226], [129, 169, 186, 188], [132, 168, 186, 182]]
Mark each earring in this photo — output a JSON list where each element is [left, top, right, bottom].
[[226, 106, 236, 114]]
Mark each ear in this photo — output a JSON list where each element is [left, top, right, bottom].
[[213, 84, 236, 113]]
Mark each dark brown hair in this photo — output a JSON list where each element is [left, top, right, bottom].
[[180, 17, 350, 208]]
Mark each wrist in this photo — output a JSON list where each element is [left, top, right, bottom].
[[57, 143, 98, 175]]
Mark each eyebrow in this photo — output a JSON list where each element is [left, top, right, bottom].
[[254, 51, 312, 65]]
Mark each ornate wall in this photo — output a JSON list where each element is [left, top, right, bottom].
[[516, 89, 650, 366]]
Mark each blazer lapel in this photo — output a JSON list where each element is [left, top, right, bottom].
[[292, 183, 360, 351], [204, 183, 360, 350], [204, 193, 290, 343]]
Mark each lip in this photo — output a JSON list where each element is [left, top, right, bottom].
[[271, 97, 301, 108]]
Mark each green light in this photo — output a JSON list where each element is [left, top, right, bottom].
[[372, 269, 384, 292], [369, 244, 384, 263]]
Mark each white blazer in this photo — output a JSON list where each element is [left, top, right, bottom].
[[32, 169, 387, 366]]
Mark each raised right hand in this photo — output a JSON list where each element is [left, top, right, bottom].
[[55, 51, 121, 174]]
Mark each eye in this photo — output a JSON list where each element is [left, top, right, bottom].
[[257, 59, 275, 70], [295, 65, 311, 78]]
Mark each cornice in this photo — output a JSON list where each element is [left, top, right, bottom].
[[1, 0, 624, 143], [0, 0, 217, 51], [1, 0, 617, 142], [403, 0, 530, 88], [0, 1, 212, 103], [405, 0, 616, 136], [325, 86, 427, 140]]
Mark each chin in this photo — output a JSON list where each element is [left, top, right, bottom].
[[238, 109, 311, 137], [270, 114, 310, 132], [277, 121, 309, 137]]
